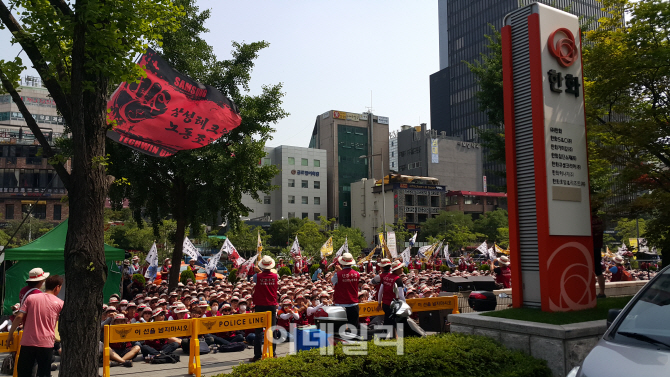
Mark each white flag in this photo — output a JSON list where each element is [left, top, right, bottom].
[[487, 247, 496, 261], [335, 236, 349, 258], [183, 237, 202, 262], [238, 253, 259, 277], [401, 247, 411, 266], [443, 243, 449, 259], [221, 238, 240, 260], [417, 244, 431, 260], [386, 231, 398, 258], [476, 241, 488, 256], [409, 232, 417, 247], [144, 242, 158, 280], [290, 236, 301, 260], [206, 250, 223, 275]]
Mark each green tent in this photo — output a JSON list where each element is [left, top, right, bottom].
[[3, 219, 124, 314]]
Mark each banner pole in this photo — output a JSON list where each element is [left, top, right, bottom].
[[12, 331, 21, 377], [103, 326, 110, 377], [189, 320, 196, 374]]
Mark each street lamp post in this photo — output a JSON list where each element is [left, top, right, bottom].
[[360, 149, 386, 243]]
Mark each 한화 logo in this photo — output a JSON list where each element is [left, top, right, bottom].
[[548, 28, 577, 68]]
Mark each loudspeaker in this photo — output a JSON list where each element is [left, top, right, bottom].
[[441, 277, 475, 292], [467, 276, 497, 291]]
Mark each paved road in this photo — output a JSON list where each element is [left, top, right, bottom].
[[94, 343, 292, 377]]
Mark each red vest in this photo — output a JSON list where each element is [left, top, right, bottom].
[[333, 268, 360, 305], [253, 271, 278, 306], [380, 272, 400, 306], [495, 266, 512, 288]]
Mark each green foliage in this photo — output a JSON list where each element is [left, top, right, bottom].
[[473, 209, 508, 243], [439, 265, 450, 272], [479, 264, 491, 271], [295, 220, 326, 257], [228, 268, 239, 284], [131, 274, 146, 285], [309, 264, 320, 276], [3, 218, 54, 246], [351, 266, 360, 272], [614, 218, 646, 249], [331, 225, 367, 258], [214, 334, 551, 377], [224, 222, 270, 254], [277, 266, 291, 277], [403, 266, 409, 274], [420, 211, 479, 249], [180, 269, 195, 285], [268, 218, 305, 247]]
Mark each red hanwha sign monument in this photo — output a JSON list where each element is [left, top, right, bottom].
[[501, 3, 594, 311]]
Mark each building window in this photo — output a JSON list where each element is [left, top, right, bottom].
[[399, 165, 406, 172], [288, 157, 295, 165], [262, 158, 271, 166], [263, 212, 271, 219], [302, 212, 308, 219], [22, 204, 46, 219], [391, 162, 395, 168], [301, 180, 308, 188], [53, 204, 61, 220], [431, 196, 440, 207], [301, 158, 308, 166], [405, 195, 414, 206], [314, 181, 320, 189], [288, 212, 295, 219], [5, 204, 13, 220], [263, 196, 271, 204], [288, 179, 295, 187], [405, 213, 415, 223], [288, 195, 295, 204], [302, 196, 308, 205], [417, 195, 428, 206], [314, 197, 320, 205], [391, 152, 394, 157], [314, 213, 320, 221], [418, 214, 428, 223], [314, 159, 320, 167]]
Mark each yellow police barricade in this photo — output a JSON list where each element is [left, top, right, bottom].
[[103, 319, 191, 377], [190, 311, 273, 377], [358, 296, 459, 317], [0, 331, 22, 377]]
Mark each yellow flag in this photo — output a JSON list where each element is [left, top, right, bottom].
[[378, 233, 388, 258], [320, 236, 333, 258], [256, 231, 263, 255], [360, 246, 377, 262], [495, 244, 505, 254]]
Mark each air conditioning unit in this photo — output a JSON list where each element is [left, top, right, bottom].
[[343, 202, 348, 207]]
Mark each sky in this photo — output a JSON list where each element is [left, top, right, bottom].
[[0, 0, 439, 148]]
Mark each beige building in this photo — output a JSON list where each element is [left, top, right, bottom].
[[309, 110, 389, 227]]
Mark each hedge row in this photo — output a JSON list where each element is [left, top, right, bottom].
[[212, 333, 551, 377]]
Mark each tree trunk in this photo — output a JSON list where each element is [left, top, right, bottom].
[[58, 1, 109, 375], [168, 177, 187, 291]]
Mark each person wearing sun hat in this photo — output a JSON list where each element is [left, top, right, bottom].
[[609, 255, 631, 282], [332, 252, 361, 328], [490, 255, 512, 288], [377, 260, 406, 329], [250, 255, 277, 362], [19, 267, 50, 304]]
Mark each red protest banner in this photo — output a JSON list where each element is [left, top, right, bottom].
[[107, 48, 242, 157]]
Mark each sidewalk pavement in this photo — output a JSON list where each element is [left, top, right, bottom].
[[94, 343, 291, 377]]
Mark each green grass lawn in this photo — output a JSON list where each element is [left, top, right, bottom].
[[480, 296, 633, 325]]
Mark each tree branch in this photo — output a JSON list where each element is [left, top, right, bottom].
[[0, 67, 71, 190], [48, 0, 73, 17], [0, 0, 72, 124]]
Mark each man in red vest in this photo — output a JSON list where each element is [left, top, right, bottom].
[[251, 256, 278, 362], [377, 260, 406, 329], [491, 256, 512, 288], [332, 253, 360, 330]]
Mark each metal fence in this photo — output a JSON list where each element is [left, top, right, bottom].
[[455, 291, 513, 314]]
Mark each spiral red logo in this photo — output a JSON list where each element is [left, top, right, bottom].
[[548, 28, 577, 68]]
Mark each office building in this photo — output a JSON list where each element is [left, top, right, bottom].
[[430, 0, 613, 191], [240, 145, 327, 222], [396, 124, 483, 192], [309, 110, 389, 227], [0, 76, 70, 224]]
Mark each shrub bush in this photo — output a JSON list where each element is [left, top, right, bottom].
[[180, 269, 195, 285], [212, 333, 551, 377], [479, 264, 491, 271], [228, 268, 239, 284], [630, 259, 639, 269], [402, 266, 409, 274], [351, 266, 360, 272], [650, 264, 658, 271], [439, 265, 450, 272], [131, 273, 146, 285], [309, 264, 320, 276], [278, 266, 292, 277]]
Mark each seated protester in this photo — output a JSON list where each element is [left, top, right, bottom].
[[125, 302, 138, 321], [357, 292, 371, 325], [140, 309, 181, 359], [236, 298, 249, 314], [277, 299, 299, 340], [294, 295, 309, 326], [134, 307, 152, 323], [197, 302, 210, 316], [206, 301, 220, 317], [215, 304, 245, 343], [108, 314, 140, 367]]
